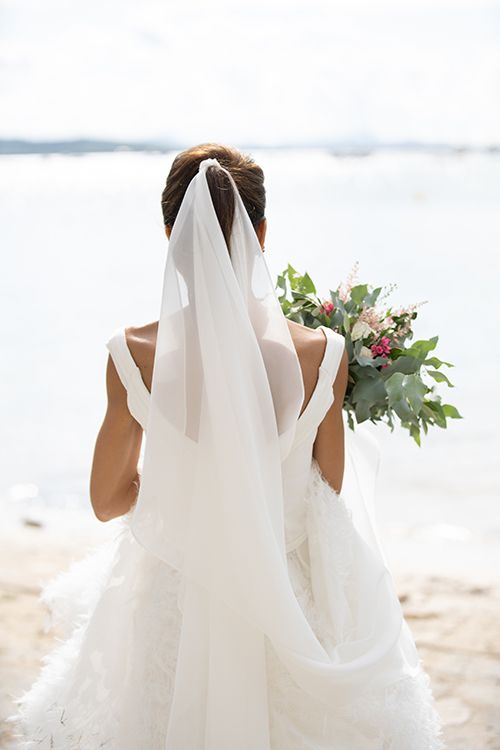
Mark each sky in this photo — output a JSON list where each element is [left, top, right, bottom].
[[1, 0, 499, 146]]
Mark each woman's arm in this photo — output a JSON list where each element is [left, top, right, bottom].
[[89, 354, 143, 522], [312, 347, 349, 494]]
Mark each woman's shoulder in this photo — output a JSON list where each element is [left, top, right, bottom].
[[122, 321, 158, 394], [287, 320, 345, 358], [286, 319, 326, 347], [124, 320, 158, 350]]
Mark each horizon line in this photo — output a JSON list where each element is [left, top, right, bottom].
[[1, 137, 499, 156]]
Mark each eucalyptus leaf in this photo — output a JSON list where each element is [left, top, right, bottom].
[[345, 337, 354, 360], [392, 398, 418, 424], [403, 374, 427, 415], [364, 286, 383, 307], [405, 336, 439, 359], [354, 399, 372, 422], [350, 284, 369, 305], [388, 348, 404, 359], [330, 291, 345, 310], [330, 309, 343, 329], [353, 339, 363, 355], [424, 356, 454, 369], [347, 410, 355, 430], [428, 370, 454, 387], [443, 403, 463, 419], [409, 423, 421, 446], [355, 353, 376, 367], [385, 372, 405, 405], [382, 356, 421, 377], [352, 376, 387, 405], [386, 408, 395, 430], [276, 274, 287, 293], [300, 272, 316, 294], [424, 400, 447, 428], [421, 403, 437, 423], [287, 265, 300, 290], [344, 299, 357, 315]]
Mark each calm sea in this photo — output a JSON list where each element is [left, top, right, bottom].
[[1, 149, 498, 579]]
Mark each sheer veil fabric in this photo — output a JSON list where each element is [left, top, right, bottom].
[[131, 158, 419, 749]]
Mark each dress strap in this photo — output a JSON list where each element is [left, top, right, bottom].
[[106, 326, 135, 391], [293, 326, 346, 444], [317, 325, 346, 383], [105, 326, 151, 407]]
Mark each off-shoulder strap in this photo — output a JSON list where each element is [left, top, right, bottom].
[[105, 326, 150, 426], [293, 326, 346, 444], [317, 325, 346, 383], [105, 327, 137, 391]]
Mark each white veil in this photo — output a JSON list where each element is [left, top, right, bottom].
[[131, 157, 417, 749]]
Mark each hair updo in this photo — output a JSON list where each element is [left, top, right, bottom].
[[160, 143, 266, 254]]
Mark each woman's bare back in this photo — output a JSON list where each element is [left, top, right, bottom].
[[124, 318, 328, 420]]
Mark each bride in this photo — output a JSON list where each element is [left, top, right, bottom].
[[9, 143, 446, 749]]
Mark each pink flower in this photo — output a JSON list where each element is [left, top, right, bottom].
[[371, 336, 392, 358], [321, 301, 334, 315]]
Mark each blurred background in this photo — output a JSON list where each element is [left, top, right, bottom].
[[1, 0, 499, 747]]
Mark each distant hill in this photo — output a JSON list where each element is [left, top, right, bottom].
[[0, 139, 179, 155], [0, 138, 499, 156]]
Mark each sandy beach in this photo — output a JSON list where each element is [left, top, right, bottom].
[[0, 517, 499, 749]]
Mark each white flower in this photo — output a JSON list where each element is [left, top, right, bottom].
[[351, 320, 375, 341], [359, 345, 373, 359]]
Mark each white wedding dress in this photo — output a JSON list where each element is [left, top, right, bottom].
[[9, 324, 446, 749]]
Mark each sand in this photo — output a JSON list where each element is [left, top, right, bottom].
[[0, 519, 499, 749]]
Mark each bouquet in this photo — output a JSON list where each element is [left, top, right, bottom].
[[276, 262, 462, 445]]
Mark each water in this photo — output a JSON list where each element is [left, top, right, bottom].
[[1, 149, 499, 576]]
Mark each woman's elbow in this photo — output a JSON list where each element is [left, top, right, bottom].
[[89, 477, 121, 522], [92, 503, 116, 523], [90, 491, 116, 522], [89, 478, 138, 523]]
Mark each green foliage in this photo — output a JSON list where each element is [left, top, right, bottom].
[[276, 264, 463, 445]]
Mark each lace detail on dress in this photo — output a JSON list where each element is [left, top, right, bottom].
[[340, 665, 446, 750], [305, 457, 356, 646], [266, 458, 446, 749]]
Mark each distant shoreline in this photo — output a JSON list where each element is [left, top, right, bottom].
[[1, 139, 499, 157]]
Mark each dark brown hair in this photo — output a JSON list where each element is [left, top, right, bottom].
[[161, 143, 266, 254]]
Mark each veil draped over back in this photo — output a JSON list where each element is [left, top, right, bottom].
[[131, 158, 416, 749]]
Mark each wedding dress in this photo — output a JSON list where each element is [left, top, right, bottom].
[[9, 324, 445, 749], [8, 157, 446, 748]]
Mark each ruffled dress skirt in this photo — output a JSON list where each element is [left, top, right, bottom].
[[8, 460, 446, 749]]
